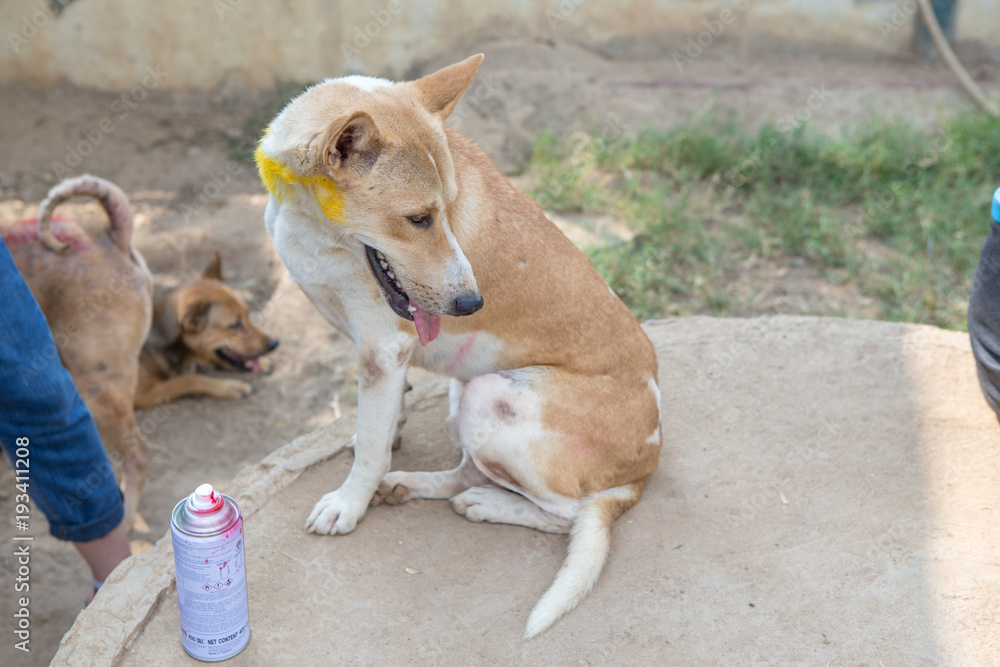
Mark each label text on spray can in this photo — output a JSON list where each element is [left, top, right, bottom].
[[174, 518, 248, 657], [171, 484, 250, 662]]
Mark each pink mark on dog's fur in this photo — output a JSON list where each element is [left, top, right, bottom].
[[443, 329, 478, 376], [1, 217, 89, 253]]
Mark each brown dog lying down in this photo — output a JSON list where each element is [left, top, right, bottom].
[[2, 175, 278, 529], [137, 250, 279, 410]]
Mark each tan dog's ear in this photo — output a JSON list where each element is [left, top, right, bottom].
[[409, 54, 484, 119], [181, 301, 211, 334], [202, 251, 223, 282], [322, 112, 381, 178]]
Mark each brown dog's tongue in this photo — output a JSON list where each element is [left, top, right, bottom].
[[412, 304, 441, 346]]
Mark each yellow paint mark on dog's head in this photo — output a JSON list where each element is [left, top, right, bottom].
[[312, 180, 345, 223], [255, 131, 345, 223], [254, 146, 292, 203]]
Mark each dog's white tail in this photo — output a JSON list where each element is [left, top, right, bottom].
[[37, 174, 133, 254], [524, 481, 645, 640]]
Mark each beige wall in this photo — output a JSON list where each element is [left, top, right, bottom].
[[2, 0, 998, 91]]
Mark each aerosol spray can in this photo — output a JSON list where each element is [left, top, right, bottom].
[[170, 483, 250, 661]]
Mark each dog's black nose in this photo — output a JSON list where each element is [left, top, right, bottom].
[[266, 339, 280, 352], [453, 292, 484, 316]]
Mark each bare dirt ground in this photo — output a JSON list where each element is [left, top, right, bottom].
[[1, 39, 998, 665]]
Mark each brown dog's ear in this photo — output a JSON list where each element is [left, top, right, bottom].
[[409, 54, 484, 119], [181, 301, 211, 334], [322, 112, 381, 178], [202, 251, 223, 282]]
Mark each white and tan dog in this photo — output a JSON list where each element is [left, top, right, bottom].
[[256, 55, 661, 638]]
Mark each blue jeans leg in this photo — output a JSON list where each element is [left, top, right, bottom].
[[0, 238, 124, 542]]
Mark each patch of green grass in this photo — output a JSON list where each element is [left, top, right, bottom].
[[525, 109, 1000, 329]]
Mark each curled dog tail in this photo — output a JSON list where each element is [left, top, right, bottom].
[[524, 480, 646, 640], [38, 174, 133, 254]]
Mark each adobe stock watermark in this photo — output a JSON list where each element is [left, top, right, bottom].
[[855, 128, 956, 235], [793, 414, 841, 465], [727, 411, 839, 528], [58, 458, 120, 516], [672, 0, 752, 73], [180, 162, 243, 224], [679, 307, 793, 401], [534, 113, 631, 210], [244, 222, 353, 333], [52, 400, 169, 520], [877, 0, 919, 39], [11, 437, 32, 653], [214, 0, 243, 21], [14, 266, 147, 386], [68, 401, 182, 514], [447, 73, 502, 131], [546, 0, 587, 31], [121, 401, 179, 453], [6, 0, 59, 55], [49, 65, 170, 180], [848, 524, 907, 568], [340, 0, 412, 60], [728, 85, 832, 188], [726, 473, 792, 527], [898, 325, 939, 361]]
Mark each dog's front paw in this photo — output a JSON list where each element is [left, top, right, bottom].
[[375, 472, 413, 506], [216, 379, 253, 399], [305, 489, 366, 535]]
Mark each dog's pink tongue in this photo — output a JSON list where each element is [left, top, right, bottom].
[[412, 304, 441, 346], [248, 358, 261, 373]]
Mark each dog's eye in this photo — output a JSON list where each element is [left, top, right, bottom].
[[228, 318, 243, 331], [407, 214, 430, 228]]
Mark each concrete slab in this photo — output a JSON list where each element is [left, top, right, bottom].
[[53, 316, 1000, 666]]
